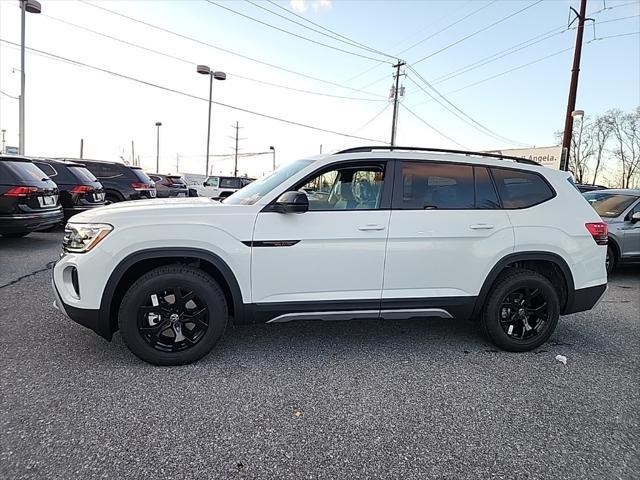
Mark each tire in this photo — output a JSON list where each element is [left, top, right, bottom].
[[118, 265, 228, 365], [481, 269, 560, 352], [105, 193, 121, 204], [606, 245, 616, 275], [1, 232, 30, 238]]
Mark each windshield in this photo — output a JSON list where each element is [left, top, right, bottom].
[[69, 166, 98, 183], [223, 159, 314, 205], [583, 192, 639, 218], [131, 167, 154, 184]]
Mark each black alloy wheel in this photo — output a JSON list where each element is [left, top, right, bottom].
[[138, 286, 209, 353], [498, 287, 549, 341]]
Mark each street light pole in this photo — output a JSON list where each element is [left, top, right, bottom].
[[19, 0, 41, 156], [269, 146, 276, 171], [155, 122, 162, 172], [197, 65, 226, 177]]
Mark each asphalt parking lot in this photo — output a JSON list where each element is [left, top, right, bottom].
[[1, 231, 638, 479]]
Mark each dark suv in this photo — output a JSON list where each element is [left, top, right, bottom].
[[61, 159, 156, 203], [31, 158, 106, 220], [0, 156, 64, 237], [148, 173, 189, 198]]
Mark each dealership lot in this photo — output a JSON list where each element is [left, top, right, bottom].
[[1, 232, 638, 479]]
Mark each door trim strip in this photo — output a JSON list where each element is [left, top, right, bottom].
[[265, 308, 452, 323]]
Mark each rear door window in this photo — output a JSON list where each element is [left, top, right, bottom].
[[394, 162, 474, 209], [86, 163, 122, 178], [490, 168, 554, 209], [220, 178, 242, 189]]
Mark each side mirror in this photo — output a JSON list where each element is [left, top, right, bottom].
[[275, 191, 308, 213], [203, 182, 207, 187], [631, 212, 640, 223]]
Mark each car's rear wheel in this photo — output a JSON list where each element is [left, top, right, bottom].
[[481, 269, 559, 352], [1, 232, 30, 238], [105, 193, 121, 204], [606, 245, 616, 275], [118, 265, 228, 365]]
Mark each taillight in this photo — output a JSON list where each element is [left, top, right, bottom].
[[586, 222, 608, 245], [3, 186, 38, 197], [131, 182, 151, 190], [70, 185, 94, 194]]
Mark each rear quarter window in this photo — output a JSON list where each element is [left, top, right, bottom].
[[490, 168, 554, 209], [68, 166, 99, 183]]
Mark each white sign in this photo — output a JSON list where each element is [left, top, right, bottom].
[[4, 146, 18, 155], [486, 146, 562, 169]]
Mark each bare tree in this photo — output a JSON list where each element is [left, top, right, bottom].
[[590, 113, 613, 185], [610, 108, 640, 189], [555, 118, 594, 184]]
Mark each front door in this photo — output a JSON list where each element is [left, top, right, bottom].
[[620, 201, 640, 258], [250, 161, 391, 319], [382, 161, 514, 316]]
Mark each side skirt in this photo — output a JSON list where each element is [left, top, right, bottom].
[[242, 297, 476, 324]]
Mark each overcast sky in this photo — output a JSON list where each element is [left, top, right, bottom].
[[0, 0, 638, 177]]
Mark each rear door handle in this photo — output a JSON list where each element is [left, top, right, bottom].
[[469, 224, 494, 230], [358, 224, 386, 231]]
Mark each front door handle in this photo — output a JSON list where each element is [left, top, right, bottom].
[[358, 224, 386, 231], [469, 224, 495, 230]]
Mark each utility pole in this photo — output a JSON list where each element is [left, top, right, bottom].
[[560, 0, 591, 171], [229, 121, 244, 177], [390, 60, 406, 147], [1, 129, 6, 153], [79, 138, 84, 159], [176, 153, 180, 174], [319, 144, 323, 154], [131, 141, 135, 166]]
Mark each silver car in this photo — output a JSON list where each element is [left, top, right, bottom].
[[583, 189, 640, 273]]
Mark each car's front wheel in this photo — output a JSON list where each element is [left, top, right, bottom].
[[118, 265, 228, 365], [481, 269, 560, 352]]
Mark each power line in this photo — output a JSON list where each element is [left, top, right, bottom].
[[399, 0, 498, 55], [253, 0, 395, 60], [205, 0, 390, 63], [409, 31, 639, 109], [38, 12, 385, 103], [0, 89, 19, 100], [0, 38, 388, 144], [413, 0, 544, 65], [77, 0, 386, 99], [401, 104, 468, 149], [352, 103, 391, 135]]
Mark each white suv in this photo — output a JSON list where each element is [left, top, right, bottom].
[[52, 147, 608, 365]]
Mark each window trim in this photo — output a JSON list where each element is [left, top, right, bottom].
[[262, 159, 395, 212]]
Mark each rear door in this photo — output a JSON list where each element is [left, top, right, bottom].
[[382, 161, 514, 312]]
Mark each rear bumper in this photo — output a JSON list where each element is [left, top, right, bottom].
[[52, 276, 110, 340], [63, 204, 105, 220], [563, 283, 607, 315], [0, 208, 64, 234]]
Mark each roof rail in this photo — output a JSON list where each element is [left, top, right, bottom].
[[334, 146, 541, 166]]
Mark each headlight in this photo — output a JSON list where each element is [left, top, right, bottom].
[[63, 223, 113, 253]]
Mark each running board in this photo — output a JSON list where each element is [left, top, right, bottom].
[[266, 308, 452, 323]]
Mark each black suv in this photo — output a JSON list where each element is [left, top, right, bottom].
[[0, 156, 64, 237], [31, 158, 106, 220], [60, 159, 156, 203]]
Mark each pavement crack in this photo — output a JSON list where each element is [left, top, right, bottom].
[[0, 261, 55, 290]]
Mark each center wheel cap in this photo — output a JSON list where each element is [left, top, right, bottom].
[[170, 313, 180, 323]]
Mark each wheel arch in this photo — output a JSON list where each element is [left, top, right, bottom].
[[473, 252, 575, 318], [98, 248, 245, 340], [607, 235, 621, 261]]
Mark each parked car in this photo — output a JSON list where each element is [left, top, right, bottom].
[[60, 159, 156, 203], [576, 184, 608, 193], [198, 175, 254, 199], [148, 173, 189, 198], [53, 146, 607, 365], [31, 158, 106, 220], [0, 155, 63, 237], [583, 189, 640, 273]]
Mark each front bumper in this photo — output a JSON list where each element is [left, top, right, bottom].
[[0, 208, 64, 234], [52, 275, 110, 340], [563, 283, 607, 315]]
